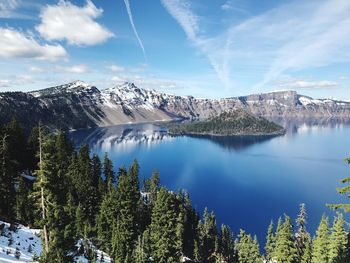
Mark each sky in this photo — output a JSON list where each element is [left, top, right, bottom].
[[0, 0, 350, 99]]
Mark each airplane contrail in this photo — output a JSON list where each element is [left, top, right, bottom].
[[123, 0, 147, 61]]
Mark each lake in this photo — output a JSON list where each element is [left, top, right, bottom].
[[70, 118, 350, 243]]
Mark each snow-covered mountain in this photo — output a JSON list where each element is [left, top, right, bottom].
[[1, 81, 350, 130]]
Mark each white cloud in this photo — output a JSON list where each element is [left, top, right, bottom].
[[36, 0, 113, 46], [123, 0, 146, 60], [0, 27, 67, 61], [55, 64, 89, 74], [277, 78, 339, 90], [107, 64, 125, 73]]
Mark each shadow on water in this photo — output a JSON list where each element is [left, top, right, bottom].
[[181, 134, 281, 151]]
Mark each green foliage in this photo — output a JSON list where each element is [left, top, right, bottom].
[[265, 220, 275, 261], [169, 109, 285, 136], [236, 229, 262, 263], [296, 203, 311, 262], [328, 214, 348, 263], [3, 122, 350, 263], [274, 215, 298, 263], [312, 215, 330, 263], [149, 187, 179, 263]]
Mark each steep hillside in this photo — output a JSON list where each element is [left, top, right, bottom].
[[1, 81, 349, 130]]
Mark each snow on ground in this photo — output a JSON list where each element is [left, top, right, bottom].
[[0, 221, 41, 263], [0, 221, 111, 263], [73, 239, 111, 263]]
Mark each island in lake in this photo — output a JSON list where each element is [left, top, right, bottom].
[[168, 109, 286, 136]]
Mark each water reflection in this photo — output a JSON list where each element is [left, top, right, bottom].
[[269, 117, 350, 135], [70, 117, 350, 152], [70, 123, 172, 152]]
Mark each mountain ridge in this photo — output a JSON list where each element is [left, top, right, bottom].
[[1, 81, 349, 130]]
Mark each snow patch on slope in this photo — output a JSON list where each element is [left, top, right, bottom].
[[0, 221, 41, 263], [0, 221, 111, 263]]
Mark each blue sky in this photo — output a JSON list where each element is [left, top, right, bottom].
[[0, 0, 350, 99]]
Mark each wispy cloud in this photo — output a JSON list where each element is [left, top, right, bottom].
[[0, 0, 18, 18], [55, 64, 89, 74], [162, 0, 350, 92], [107, 64, 125, 73], [276, 77, 339, 90], [161, 0, 233, 90], [0, 74, 34, 88], [123, 0, 146, 60]]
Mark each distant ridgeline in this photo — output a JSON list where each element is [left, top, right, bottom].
[[1, 80, 350, 131], [168, 109, 286, 136]]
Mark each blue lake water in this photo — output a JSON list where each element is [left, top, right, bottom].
[[70, 119, 350, 243]]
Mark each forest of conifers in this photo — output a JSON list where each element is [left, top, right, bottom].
[[0, 118, 350, 263]]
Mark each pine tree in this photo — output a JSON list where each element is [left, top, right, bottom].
[[312, 215, 330, 263], [149, 187, 179, 262], [265, 220, 275, 261], [301, 237, 312, 263], [236, 229, 262, 263], [0, 133, 16, 221], [219, 224, 235, 262], [150, 169, 160, 203], [328, 214, 348, 263], [328, 157, 350, 212], [296, 203, 311, 261], [274, 215, 298, 263], [133, 235, 148, 263], [16, 176, 35, 226], [112, 166, 139, 262], [32, 123, 49, 254], [103, 152, 115, 188], [197, 208, 218, 261], [96, 181, 118, 252]]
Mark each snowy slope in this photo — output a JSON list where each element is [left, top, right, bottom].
[[2, 80, 350, 131], [0, 221, 111, 263], [0, 221, 41, 263]]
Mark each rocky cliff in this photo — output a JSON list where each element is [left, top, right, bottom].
[[0, 81, 349, 130]]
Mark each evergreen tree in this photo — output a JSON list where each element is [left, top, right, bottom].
[[328, 214, 348, 263], [219, 224, 235, 262], [149, 187, 179, 262], [312, 215, 330, 263], [16, 176, 35, 226], [274, 215, 298, 263], [133, 235, 148, 263], [0, 133, 16, 221], [236, 229, 262, 263], [328, 157, 350, 212], [112, 166, 139, 262], [301, 237, 312, 263], [96, 181, 118, 252], [103, 152, 115, 188], [150, 169, 160, 203], [197, 208, 218, 262], [296, 203, 311, 261], [265, 220, 275, 261]]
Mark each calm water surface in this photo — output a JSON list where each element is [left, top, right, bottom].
[[70, 119, 350, 243]]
